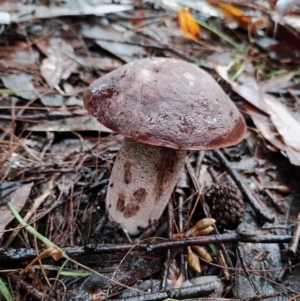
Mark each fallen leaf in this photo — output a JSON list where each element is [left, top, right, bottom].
[[1, 73, 40, 100], [285, 146, 300, 166], [244, 103, 285, 151], [178, 8, 201, 38], [75, 56, 123, 71], [256, 16, 300, 64], [260, 72, 295, 92], [81, 24, 126, 43], [284, 15, 300, 31], [36, 37, 78, 88], [208, 0, 266, 31], [264, 93, 300, 152], [0, 183, 33, 239], [95, 40, 147, 63], [0, 2, 133, 23], [215, 65, 269, 113], [27, 116, 112, 132], [275, 0, 298, 14], [215, 61, 300, 166]]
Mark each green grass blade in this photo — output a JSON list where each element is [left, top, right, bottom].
[[0, 279, 14, 301], [8, 203, 68, 259], [195, 18, 245, 53]]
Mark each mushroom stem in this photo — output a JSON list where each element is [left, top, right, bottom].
[[106, 138, 187, 235]]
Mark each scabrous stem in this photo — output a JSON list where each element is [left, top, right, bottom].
[[106, 138, 187, 235]]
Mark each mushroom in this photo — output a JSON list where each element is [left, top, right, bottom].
[[83, 57, 246, 235]]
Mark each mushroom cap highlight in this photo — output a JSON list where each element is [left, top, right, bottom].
[[84, 57, 246, 150]]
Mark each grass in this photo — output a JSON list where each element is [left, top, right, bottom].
[[0, 279, 14, 301]]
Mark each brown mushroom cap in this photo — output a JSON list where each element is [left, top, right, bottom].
[[84, 58, 246, 150]]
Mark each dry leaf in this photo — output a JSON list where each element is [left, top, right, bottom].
[[27, 116, 112, 132], [1, 73, 40, 100], [260, 72, 295, 92], [244, 103, 285, 151], [95, 40, 147, 63], [208, 0, 265, 31], [275, 0, 298, 14], [178, 8, 201, 38], [173, 273, 185, 289], [0, 2, 133, 23], [37, 37, 78, 88], [264, 94, 300, 152], [215, 65, 269, 113], [215, 62, 300, 166], [285, 146, 300, 166], [0, 183, 33, 239]]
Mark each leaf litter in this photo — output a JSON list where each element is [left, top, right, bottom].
[[215, 60, 300, 165], [1, 0, 300, 300]]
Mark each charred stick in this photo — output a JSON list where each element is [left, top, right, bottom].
[[185, 291, 294, 301], [0, 233, 291, 262], [160, 201, 173, 290], [250, 176, 285, 213], [7, 273, 57, 301], [237, 243, 259, 295], [109, 282, 215, 301], [178, 194, 187, 279], [286, 213, 300, 256]]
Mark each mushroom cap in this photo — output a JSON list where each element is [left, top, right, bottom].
[[84, 58, 246, 150]]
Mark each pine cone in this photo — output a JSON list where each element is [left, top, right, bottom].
[[204, 182, 245, 229]]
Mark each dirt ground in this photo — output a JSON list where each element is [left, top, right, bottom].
[[0, 0, 300, 300]]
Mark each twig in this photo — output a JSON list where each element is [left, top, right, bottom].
[[7, 273, 57, 301], [177, 194, 186, 278], [217, 250, 230, 281], [160, 201, 173, 290], [286, 213, 300, 256], [237, 243, 259, 295], [195, 151, 205, 178], [250, 176, 285, 213], [0, 232, 292, 262], [109, 282, 215, 301]]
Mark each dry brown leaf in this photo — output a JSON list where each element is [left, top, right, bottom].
[[0, 2, 133, 23], [260, 72, 295, 92], [27, 116, 112, 132], [244, 103, 285, 151], [0, 183, 33, 239], [207, 0, 266, 31], [95, 40, 147, 63], [173, 273, 185, 289], [36, 37, 78, 88], [178, 8, 201, 38], [215, 63, 300, 165], [215, 65, 269, 113], [285, 146, 300, 166], [1, 73, 40, 100], [263, 94, 300, 152]]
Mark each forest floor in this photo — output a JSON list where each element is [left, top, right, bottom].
[[1, 0, 300, 300]]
